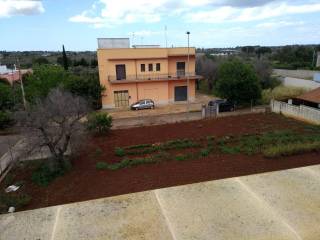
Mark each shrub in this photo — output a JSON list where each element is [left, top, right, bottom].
[[0, 111, 13, 129], [107, 157, 157, 170], [263, 141, 320, 158], [175, 154, 188, 161], [87, 112, 112, 134], [32, 162, 67, 187], [115, 147, 125, 157], [200, 148, 210, 157], [125, 143, 152, 150], [96, 162, 108, 170], [0, 193, 32, 213]]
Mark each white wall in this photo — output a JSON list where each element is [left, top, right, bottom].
[[271, 100, 320, 124]]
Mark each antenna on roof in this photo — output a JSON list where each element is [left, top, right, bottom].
[[164, 25, 168, 48], [132, 32, 135, 47]]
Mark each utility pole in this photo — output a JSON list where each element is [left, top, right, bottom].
[[165, 26, 168, 48], [312, 48, 316, 68], [186, 31, 190, 119], [16, 58, 27, 109]]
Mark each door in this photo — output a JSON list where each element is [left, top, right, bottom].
[[114, 90, 129, 107], [174, 86, 187, 101], [116, 65, 126, 80], [176, 62, 185, 76]]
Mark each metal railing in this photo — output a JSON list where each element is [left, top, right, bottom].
[[108, 72, 198, 82]]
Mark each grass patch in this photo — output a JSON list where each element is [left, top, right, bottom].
[[262, 85, 307, 104], [263, 141, 320, 158], [96, 162, 108, 170]]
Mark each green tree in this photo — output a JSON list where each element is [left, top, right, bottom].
[[24, 65, 104, 109], [90, 59, 98, 68], [62, 45, 69, 70], [64, 72, 104, 109], [0, 82, 14, 111], [32, 57, 49, 65], [24, 65, 68, 103], [215, 60, 262, 105], [255, 47, 272, 59]]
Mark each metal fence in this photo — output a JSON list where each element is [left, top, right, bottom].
[[271, 100, 320, 124], [202, 105, 218, 118]]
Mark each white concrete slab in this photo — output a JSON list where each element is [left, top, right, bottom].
[[0, 205, 59, 240], [239, 167, 320, 240], [155, 179, 299, 240]]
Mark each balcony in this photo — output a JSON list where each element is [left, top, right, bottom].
[[108, 72, 202, 84]]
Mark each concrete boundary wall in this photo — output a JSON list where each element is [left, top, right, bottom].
[[273, 69, 320, 79], [271, 100, 320, 124], [282, 77, 320, 89]]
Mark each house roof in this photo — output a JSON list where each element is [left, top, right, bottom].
[[296, 87, 320, 104]]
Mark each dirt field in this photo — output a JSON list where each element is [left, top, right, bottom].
[[2, 113, 320, 212]]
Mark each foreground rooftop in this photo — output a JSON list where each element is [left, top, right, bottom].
[[1, 165, 320, 239]]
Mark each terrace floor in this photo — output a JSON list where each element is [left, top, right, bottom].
[[1, 164, 320, 240]]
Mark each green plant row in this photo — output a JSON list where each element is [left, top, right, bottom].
[[263, 141, 320, 158], [98, 145, 215, 171], [218, 130, 320, 156], [115, 138, 201, 157]]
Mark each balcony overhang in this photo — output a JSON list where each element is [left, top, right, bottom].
[[109, 74, 203, 84]]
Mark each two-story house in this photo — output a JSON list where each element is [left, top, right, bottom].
[[97, 38, 202, 109]]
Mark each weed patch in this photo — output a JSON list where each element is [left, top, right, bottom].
[[263, 141, 320, 158]]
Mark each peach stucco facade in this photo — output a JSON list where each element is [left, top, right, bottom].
[[97, 47, 201, 109]]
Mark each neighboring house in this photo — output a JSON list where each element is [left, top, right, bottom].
[[293, 87, 320, 109], [97, 38, 202, 109], [0, 65, 31, 85]]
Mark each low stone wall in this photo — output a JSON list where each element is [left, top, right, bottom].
[[271, 100, 320, 124]]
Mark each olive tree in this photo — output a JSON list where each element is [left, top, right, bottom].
[[16, 88, 89, 171]]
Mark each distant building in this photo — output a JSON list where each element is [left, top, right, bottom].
[[0, 65, 31, 85], [210, 49, 240, 57], [317, 52, 320, 67], [97, 38, 202, 109]]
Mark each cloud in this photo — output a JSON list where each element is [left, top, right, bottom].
[[132, 30, 163, 36], [256, 20, 304, 29], [0, 0, 44, 18], [70, 0, 320, 27], [187, 2, 320, 23]]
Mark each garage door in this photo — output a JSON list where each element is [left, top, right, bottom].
[[114, 90, 129, 107], [174, 86, 187, 101]]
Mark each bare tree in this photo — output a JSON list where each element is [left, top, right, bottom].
[[16, 88, 90, 171], [196, 55, 219, 91]]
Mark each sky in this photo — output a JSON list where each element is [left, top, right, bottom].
[[0, 0, 320, 51]]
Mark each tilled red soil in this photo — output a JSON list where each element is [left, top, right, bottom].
[[4, 113, 320, 211]]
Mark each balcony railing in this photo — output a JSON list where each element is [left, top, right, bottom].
[[108, 72, 200, 82]]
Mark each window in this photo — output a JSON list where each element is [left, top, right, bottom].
[[156, 63, 160, 71], [141, 64, 145, 72], [148, 63, 153, 71]]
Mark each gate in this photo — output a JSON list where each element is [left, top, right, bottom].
[[204, 105, 218, 118], [114, 90, 129, 107]]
